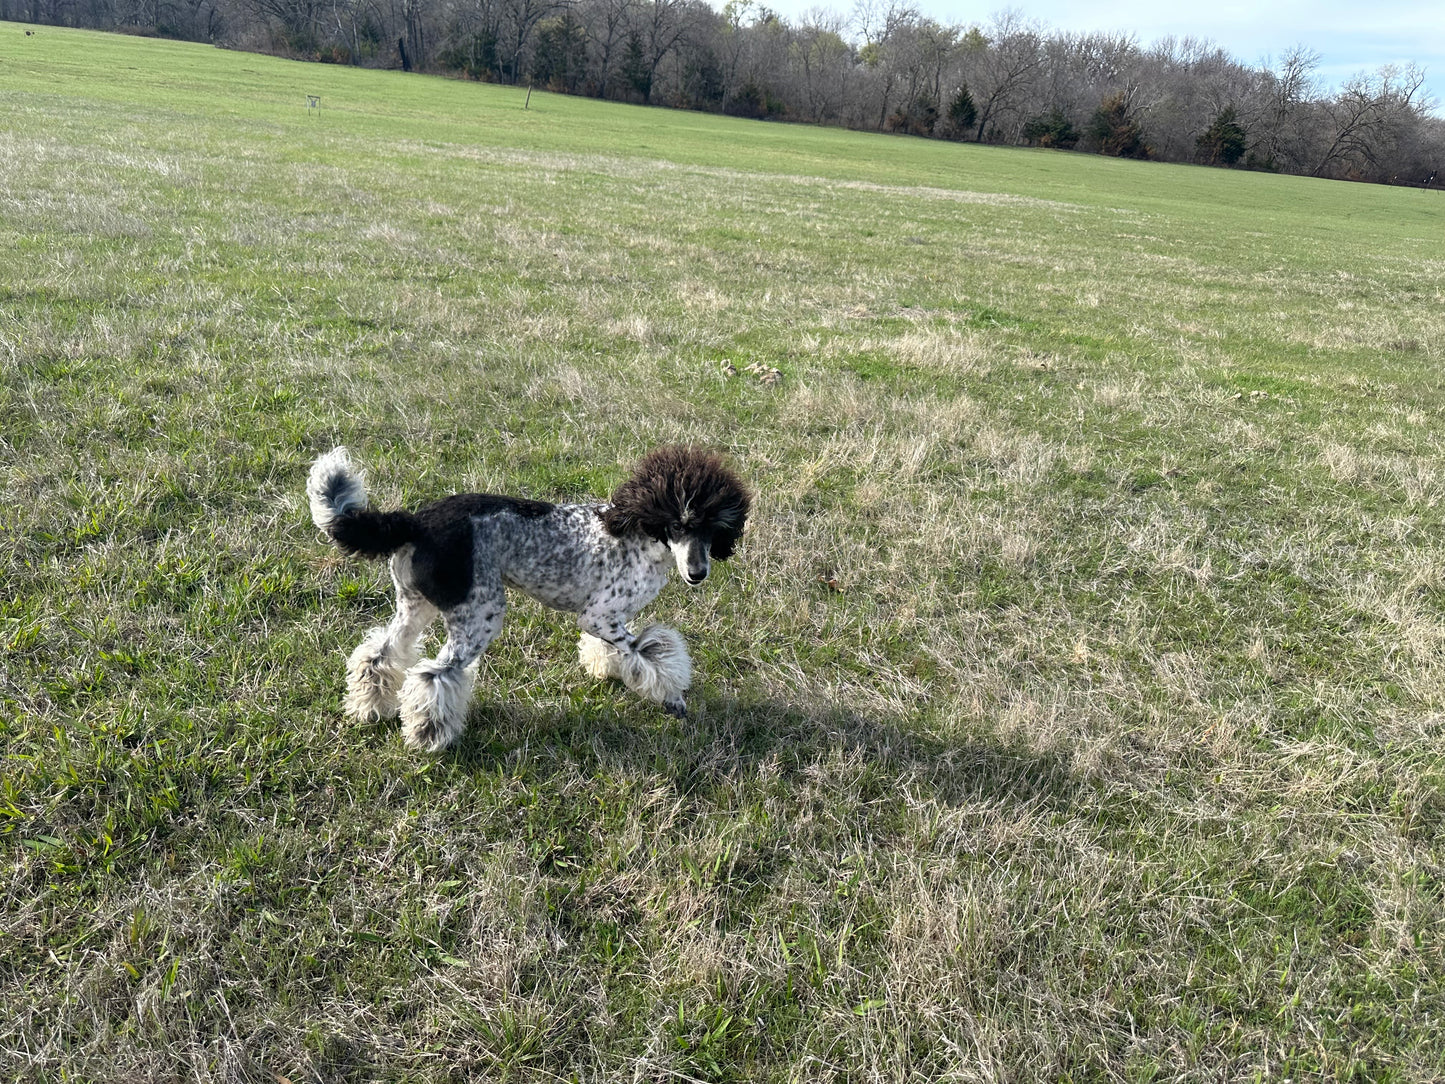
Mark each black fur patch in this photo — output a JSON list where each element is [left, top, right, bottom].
[[409, 494, 555, 610], [318, 468, 358, 510], [327, 493, 557, 610], [329, 510, 422, 558]]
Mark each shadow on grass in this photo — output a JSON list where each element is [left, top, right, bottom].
[[444, 690, 1077, 815]]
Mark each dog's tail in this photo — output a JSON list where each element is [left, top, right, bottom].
[[306, 447, 421, 558]]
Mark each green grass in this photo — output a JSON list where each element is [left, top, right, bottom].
[[3, 21, 1445, 1084]]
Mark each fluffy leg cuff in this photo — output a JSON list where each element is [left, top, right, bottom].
[[578, 633, 625, 680], [398, 660, 474, 752], [344, 626, 420, 721], [619, 625, 692, 715]]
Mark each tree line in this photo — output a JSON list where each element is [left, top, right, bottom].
[[8, 0, 1442, 185]]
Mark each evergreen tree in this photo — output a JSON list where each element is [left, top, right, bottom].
[[1196, 106, 1248, 165], [1089, 92, 1150, 158], [1022, 108, 1078, 149], [532, 13, 588, 92], [946, 84, 977, 139], [621, 31, 651, 101]]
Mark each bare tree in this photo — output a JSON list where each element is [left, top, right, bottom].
[[493, 0, 566, 81], [241, 0, 325, 47], [853, 2, 922, 130], [628, 0, 691, 103], [788, 10, 854, 123], [964, 10, 1043, 142], [1250, 45, 1319, 170], [892, 17, 955, 113], [1312, 63, 1430, 178], [324, 0, 383, 59], [714, 0, 753, 105], [584, 0, 633, 97], [433, 0, 504, 77]]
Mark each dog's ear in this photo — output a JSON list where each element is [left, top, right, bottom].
[[708, 496, 749, 560], [710, 525, 742, 560], [599, 501, 636, 537], [602, 469, 666, 539]]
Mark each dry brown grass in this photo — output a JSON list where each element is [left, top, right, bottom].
[[4, 24, 1445, 1084]]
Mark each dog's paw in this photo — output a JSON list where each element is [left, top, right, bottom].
[[344, 626, 416, 720], [400, 710, 463, 753]]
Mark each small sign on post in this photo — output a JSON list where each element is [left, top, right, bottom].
[[306, 95, 320, 115]]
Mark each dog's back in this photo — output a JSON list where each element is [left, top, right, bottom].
[[308, 449, 665, 615]]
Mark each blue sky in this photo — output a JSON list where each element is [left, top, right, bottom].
[[736, 1, 1445, 114]]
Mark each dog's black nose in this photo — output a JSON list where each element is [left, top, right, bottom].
[[685, 569, 708, 585]]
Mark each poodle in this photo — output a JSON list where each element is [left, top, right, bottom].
[[307, 445, 750, 751]]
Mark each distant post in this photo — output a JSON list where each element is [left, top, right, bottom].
[[306, 95, 320, 116]]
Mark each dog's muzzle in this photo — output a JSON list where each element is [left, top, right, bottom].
[[671, 537, 710, 585]]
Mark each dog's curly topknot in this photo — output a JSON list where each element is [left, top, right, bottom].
[[600, 445, 751, 559]]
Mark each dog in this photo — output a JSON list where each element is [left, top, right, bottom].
[[307, 445, 750, 751]]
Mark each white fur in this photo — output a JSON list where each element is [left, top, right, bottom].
[[343, 625, 419, 721], [398, 659, 475, 752], [618, 625, 692, 711], [668, 538, 694, 581], [307, 446, 368, 531], [578, 633, 624, 680]]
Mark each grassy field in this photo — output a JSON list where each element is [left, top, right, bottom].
[[3, 22, 1445, 1083]]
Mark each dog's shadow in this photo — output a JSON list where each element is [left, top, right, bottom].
[[442, 691, 1076, 816]]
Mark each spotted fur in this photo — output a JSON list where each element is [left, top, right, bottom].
[[306, 445, 750, 751]]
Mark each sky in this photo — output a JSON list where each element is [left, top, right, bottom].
[[732, 0, 1445, 114]]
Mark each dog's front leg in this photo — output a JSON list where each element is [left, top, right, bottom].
[[577, 610, 634, 682], [578, 609, 690, 717], [580, 612, 635, 653]]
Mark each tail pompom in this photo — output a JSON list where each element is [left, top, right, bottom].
[[308, 447, 368, 531], [307, 447, 420, 558]]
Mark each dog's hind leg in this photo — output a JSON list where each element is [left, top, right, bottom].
[[345, 590, 435, 721], [399, 585, 505, 752]]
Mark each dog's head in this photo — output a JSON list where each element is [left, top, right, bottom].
[[601, 445, 751, 585]]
